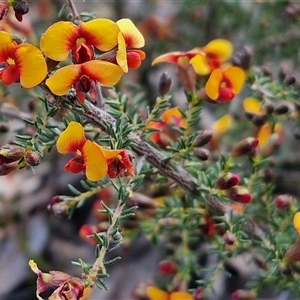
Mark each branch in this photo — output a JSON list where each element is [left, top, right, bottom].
[[60, 93, 199, 194]]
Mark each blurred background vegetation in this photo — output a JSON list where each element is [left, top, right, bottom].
[[1, 1, 300, 299]]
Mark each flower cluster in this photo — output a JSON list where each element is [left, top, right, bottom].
[[152, 39, 245, 102], [0, 17, 145, 103], [56, 121, 135, 181]]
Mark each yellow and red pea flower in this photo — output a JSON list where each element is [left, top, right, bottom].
[[45, 60, 124, 103], [40, 19, 119, 62], [152, 39, 233, 76], [0, 31, 47, 88], [147, 107, 187, 147], [205, 66, 245, 102], [56, 122, 134, 181], [146, 286, 193, 300], [116, 18, 146, 73]]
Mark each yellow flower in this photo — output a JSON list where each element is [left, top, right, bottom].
[[147, 286, 193, 300], [56, 122, 134, 181], [205, 66, 245, 102], [0, 31, 47, 88]]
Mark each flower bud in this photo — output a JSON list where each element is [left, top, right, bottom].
[[0, 122, 9, 133], [284, 238, 300, 263], [231, 289, 256, 300], [278, 67, 287, 82], [230, 137, 259, 158], [25, 150, 41, 166], [263, 102, 275, 114], [0, 161, 18, 175], [158, 71, 172, 96], [215, 172, 240, 190], [274, 103, 289, 115], [224, 185, 252, 204], [177, 64, 196, 93], [48, 196, 69, 216], [159, 260, 177, 275], [0, 144, 25, 163], [12, 0, 29, 22], [285, 74, 296, 85], [274, 194, 293, 208], [260, 66, 272, 77], [194, 147, 210, 161], [193, 129, 213, 147], [223, 232, 236, 245], [251, 114, 267, 127]]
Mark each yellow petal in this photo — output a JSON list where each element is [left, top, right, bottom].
[[205, 68, 222, 100], [82, 141, 108, 181], [0, 31, 16, 61], [146, 286, 168, 300], [99, 147, 122, 160], [170, 291, 194, 300], [14, 44, 47, 88], [223, 66, 245, 93], [294, 212, 300, 234], [56, 121, 86, 154], [212, 114, 233, 137], [257, 123, 271, 148], [116, 18, 145, 48], [82, 60, 124, 86], [204, 39, 233, 62], [40, 21, 78, 61], [243, 97, 264, 115], [152, 51, 184, 66], [116, 32, 128, 73], [80, 18, 119, 51], [46, 65, 81, 96], [190, 54, 211, 75]]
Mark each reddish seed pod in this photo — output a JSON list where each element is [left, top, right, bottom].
[[224, 185, 252, 204], [215, 172, 240, 190], [231, 137, 259, 158]]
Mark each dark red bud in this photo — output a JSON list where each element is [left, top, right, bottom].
[[25, 150, 41, 166], [194, 147, 210, 161], [223, 232, 236, 245], [193, 129, 213, 147], [158, 71, 172, 96], [284, 238, 300, 262], [274, 194, 293, 208], [12, 0, 29, 22], [274, 103, 289, 115], [159, 260, 177, 274], [215, 172, 240, 190], [231, 137, 259, 158], [225, 185, 252, 204]]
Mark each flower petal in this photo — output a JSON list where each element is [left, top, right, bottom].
[[98, 146, 122, 160], [117, 18, 145, 48], [127, 50, 145, 69], [79, 18, 119, 51], [223, 66, 245, 93], [204, 39, 233, 62], [82, 60, 124, 87], [1, 65, 19, 85], [14, 44, 47, 88], [82, 141, 108, 181], [152, 51, 185, 66], [0, 31, 16, 61], [146, 286, 168, 300], [212, 114, 233, 137], [46, 64, 81, 96], [294, 212, 300, 234], [56, 121, 86, 154], [170, 292, 194, 300], [205, 69, 222, 100], [40, 21, 78, 61], [116, 32, 128, 73], [243, 97, 264, 115], [190, 54, 211, 75]]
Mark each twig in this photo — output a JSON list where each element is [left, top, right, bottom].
[[65, 0, 80, 20]]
